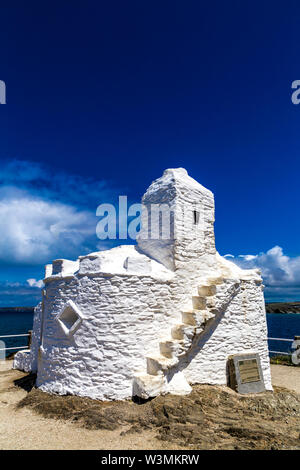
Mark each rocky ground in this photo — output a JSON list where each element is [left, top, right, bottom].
[[0, 361, 300, 450], [265, 302, 300, 313]]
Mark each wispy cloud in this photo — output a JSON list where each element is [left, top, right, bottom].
[[26, 278, 44, 288], [0, 194, 98, 264], [0, 159, 118, 208], [225, 246, 300, 301], [0, 159, 122, 266]]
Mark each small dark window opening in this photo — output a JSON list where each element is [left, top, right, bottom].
[[193, 210, 200, 224]]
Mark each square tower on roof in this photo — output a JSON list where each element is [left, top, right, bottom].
[[137, 168, 216, 271]]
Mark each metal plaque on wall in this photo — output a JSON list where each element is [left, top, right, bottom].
[[227, 353, 266, 394]]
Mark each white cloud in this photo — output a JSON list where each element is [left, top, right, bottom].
[[230, 246, 300, 287], [227, 246, 300, 301], [26, 278, 44, 288], [0, 159, 119, 208], [0, 194, 97, 264], [0, 160, 121, 266], [238, 254, 258, 261]]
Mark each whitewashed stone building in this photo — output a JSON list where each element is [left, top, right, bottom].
[[14, 168, 272, 400]]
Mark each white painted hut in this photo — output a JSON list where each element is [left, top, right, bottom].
[[14, 168, 272, 400]]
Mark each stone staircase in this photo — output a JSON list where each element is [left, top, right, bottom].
[[133, 276, 228, 399]]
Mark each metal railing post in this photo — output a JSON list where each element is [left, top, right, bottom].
[[27, 330, 32, 349], [292, 336, 300, 365], [268, 335, 300, 365], [0, 333, 30, 353]]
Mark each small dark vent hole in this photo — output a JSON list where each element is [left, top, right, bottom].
[[193, 210, 200, 224]]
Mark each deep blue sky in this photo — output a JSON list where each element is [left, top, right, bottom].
[[0, 1, 300, 305]]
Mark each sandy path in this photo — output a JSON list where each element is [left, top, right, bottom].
[[0, 361, 299, 450], [270, 364, 300, 394], [0, 361, 166, 450]]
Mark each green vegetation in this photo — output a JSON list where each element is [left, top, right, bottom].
[[270, 355, 293, 366], [266, 302, 300, 314]]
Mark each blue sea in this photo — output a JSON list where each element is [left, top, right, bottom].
[[0, 311, 34, 356], [0, 311, 299, 357], [267, 313, 300, 355]]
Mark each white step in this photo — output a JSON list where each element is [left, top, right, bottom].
[[159, 339, 185, 358], [133, 371, 192, 399], [192, 296, 206, 309], [133, 373, 166, 399], [146, 355, 179, 375], [207, 277, 224, 285], [164, 371, 192, 396], [171, 323, 195, 340], [182, 309, 206, 326], [198, 285, 217, 296]]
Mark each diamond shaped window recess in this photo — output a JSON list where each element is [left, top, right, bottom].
[[56, 300, 83, 337]]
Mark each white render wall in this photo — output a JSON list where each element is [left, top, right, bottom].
[[13, 302, 42, 373], [176, 277, 271, 388], [37, 269, 177, 399], [14, 168, 272, 399], [34, 261, 271, 400]]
